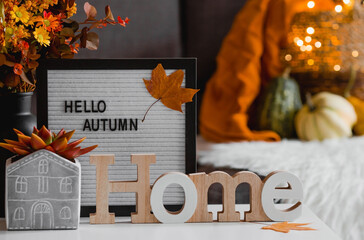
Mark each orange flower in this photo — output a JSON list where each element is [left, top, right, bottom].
[[70, 43, 80, 54], [18, 40, 29, 51], [65, 38, 80, 54], [117, 16, 129, 27], [0, 26, 4, 47], [65, 37, 72, 45], [56, 13, 67, 20], [34, 11, 62, 32], [66, 2, 77, 18], [13, 64, 23, 76]]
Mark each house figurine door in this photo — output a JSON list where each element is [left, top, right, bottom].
[[32, 202, 54, 229]]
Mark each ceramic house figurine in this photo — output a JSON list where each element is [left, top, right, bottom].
[[0, 126, 97, 230], [6, 150, 81, 230]]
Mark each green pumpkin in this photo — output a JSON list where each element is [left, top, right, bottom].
[[258, 68, 302, 139]]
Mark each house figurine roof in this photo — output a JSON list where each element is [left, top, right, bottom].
[[7, 149, 79, 176]]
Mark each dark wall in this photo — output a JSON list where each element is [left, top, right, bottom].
[[73, 0, 247, 111], [74, 0, 182, 58], [182, 0, 248, 99]]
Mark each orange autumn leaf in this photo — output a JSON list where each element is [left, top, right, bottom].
[[262, 222, 316, 233], [142, 64, 199, 121]]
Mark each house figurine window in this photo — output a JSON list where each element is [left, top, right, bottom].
[[59, 207, 71, 219], [60, 177, 72, 193], [38, 176, 49, 193], [39, 159, 49, 174], [15, 176, 27, 193], [13, 207, 25, 220]]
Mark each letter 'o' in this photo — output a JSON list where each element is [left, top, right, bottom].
[[261, 171, 303, 221], [150, 172, 198, 223]]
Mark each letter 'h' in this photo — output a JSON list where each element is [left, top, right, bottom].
[[89, 154, 158, 224]]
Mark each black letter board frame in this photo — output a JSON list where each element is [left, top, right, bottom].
[[37, 58, 197, 216]]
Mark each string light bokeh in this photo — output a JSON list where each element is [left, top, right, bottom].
[[282, 0, 360, 73], [281, 0, 364, 99]]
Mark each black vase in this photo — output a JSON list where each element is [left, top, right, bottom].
[[0, 92, 36, 217]]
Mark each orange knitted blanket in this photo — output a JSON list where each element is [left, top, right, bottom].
[[199, 0, 334, 142]]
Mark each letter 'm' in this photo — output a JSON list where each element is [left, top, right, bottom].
[[188, 171, 270, 222]]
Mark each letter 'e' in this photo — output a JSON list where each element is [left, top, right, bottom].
[[261, 171, 303, 221], [150, 173, 198, 223]]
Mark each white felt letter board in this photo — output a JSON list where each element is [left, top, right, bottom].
[[37, 59, 197, 216]]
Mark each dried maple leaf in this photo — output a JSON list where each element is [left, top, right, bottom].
[[262, 222, 316, 233], [142, 64, 199, 122]]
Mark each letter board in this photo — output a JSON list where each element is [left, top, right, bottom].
[[37, 59, 197, 216]]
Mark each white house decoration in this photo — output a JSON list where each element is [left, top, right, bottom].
[[5, 150, 81, 230]]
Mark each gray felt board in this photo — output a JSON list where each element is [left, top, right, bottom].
[[47, 69, 186, 206]]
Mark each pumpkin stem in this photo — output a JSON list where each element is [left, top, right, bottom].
[[344, 65, 358, 98], [282, 67, 291, 79], [305, 93, 316, 112]]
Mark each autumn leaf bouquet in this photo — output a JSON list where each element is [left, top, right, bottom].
[[0, 0, 129, 95]]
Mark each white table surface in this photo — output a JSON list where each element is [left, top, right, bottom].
[[0, 204, 341, 240]]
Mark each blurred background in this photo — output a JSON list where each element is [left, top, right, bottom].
[[72, 0, 248, 114]]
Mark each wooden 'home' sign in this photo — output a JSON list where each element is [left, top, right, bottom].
[[90, 154, 303, 224], [37, 59, 197, 216]]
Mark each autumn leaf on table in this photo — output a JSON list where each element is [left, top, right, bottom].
[[142, 64, 199, 122], [262, 222, 316, 233]]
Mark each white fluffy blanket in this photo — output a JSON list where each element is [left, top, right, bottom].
[[198, 137, 364, 240]]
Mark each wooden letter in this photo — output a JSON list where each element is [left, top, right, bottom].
[[89, 154, 158, 224], [109, 154, 158, 223], [150, 173, 198, 223], [89, 154, 115, 224], [187, 173, 210, 222], [233, 171, 270, 222], [188, 171, 270, 222], [261, 171, 303, 221]]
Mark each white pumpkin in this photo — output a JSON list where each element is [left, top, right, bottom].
[[295, 92, 357, 141]]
